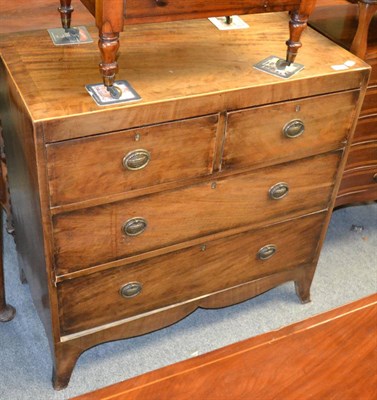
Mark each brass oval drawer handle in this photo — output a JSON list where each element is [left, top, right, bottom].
[[269, 182, 289, 200], [373, 173, 377, 183], [122, 217, 148, 236], [123, 149, 151, 171], [257, 244, 277, 260], [283, 119, 305, 138], [120, 282, 143, 298]]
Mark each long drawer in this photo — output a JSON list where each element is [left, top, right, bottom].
[[222, 91, 357, 171], [58, 212, 326, 335], [46, 115, 219, 206], [52, 152, 341, 274]]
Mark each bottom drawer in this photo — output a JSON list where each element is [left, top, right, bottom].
[[58, 212, 326, 335]]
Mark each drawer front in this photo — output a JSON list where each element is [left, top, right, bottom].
[[58, 212, 326, 334], [344, 142, 377, 171], [369, 58, 376, 86], [360, 85, 377, 117], [353, 114, 377, 144], [46, 115, 219, 206], [338, 166, 377, 197], [222, 91, 357, 171], [53, 152, 341, 274], [123, 0, 300, 23]]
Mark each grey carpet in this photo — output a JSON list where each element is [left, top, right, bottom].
[[0, 203, 376, 400]]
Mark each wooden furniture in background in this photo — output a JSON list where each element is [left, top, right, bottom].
[[309, 0, 377, 206], [0, 125, 16, 322], [0, 196, 16, 322], [0, 0, 92, 33], [73, 293, 377, 400], [350, 0, 377, 58], [0, 13, 369, 389], [59, 0, 317, 94]]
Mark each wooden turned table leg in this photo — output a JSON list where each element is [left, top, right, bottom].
[[58, 0, 74, 30], [0, 210, 15, 323], [96, 0, 124, 97], [286, 12, 307, 64], [98, 31, 121, 97], [350, 0, 377, 59], [286, 0, 316, 64]]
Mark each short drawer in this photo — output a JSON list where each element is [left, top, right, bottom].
[[52, 152, 341, 274], [58, 212, 326, 335], [123, 0, 299, 23], [222, 91, 358, 171], [46, 115, 219, 206]]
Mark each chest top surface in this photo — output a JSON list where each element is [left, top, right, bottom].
[[0, 12, 370, 140]]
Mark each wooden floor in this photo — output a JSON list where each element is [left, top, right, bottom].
[[73, 293, 377, 400]]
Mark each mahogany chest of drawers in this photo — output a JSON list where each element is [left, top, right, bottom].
[[0, 13, 369, 389]]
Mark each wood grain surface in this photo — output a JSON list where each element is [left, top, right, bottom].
[[72, 293, 377, 400], [361, 85, 377, 116], [0, 0, 93, 33], [309, 0, 377, 61], [353, 113, 377, 142], [309, 0, 376, 83], [52, 152, 340, 274], [0, 9, 371, 389], [0, 13, 370, 141], [309, 0, 377, 207], [46, 115, 219, 206], [222, 90, 358, 171], [58, 212, 326, 334], [120, 0, 302, 24]]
